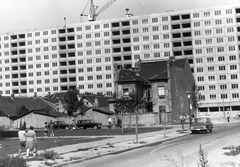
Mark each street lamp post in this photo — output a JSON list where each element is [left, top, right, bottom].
[[186, 91, 192, 130]]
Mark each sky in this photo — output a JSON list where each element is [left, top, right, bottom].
[[0, 0, 240, 34]]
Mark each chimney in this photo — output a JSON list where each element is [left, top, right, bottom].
[[94, 98, 99, 107], [11, 94, 15, 100], [34, 92, 37, 100]]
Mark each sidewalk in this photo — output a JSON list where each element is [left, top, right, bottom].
[[27, 125, 190, 167], [27, 119, 240, 167]]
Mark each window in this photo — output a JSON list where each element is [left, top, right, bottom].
[[162, 25, 169, 30], [204, 11, 210, 17], [232, 84, 238, 89], [104, 40, 110, 45], [208, 66, 214, 72], [142, 27, 149, 32], [132, 20, 138, 25], [194, 22, 200, 27], [219, 66, 226, 71], [87, 76, 93, 80], [164, 52, 170, 57], [95, 33, 100, 38], [152, 17, 158, 23], [143, 45, 150, 50], [229, 55, 236, 61], [197, 67, 203, 72], [163, 43, 170, 48], [204, 20, 211, 26], [217, 47, 224, 52], [142, 19, 148, 24], [210, 95, 216, 100], [87, 67, 93, 72], [205, 30, 211, 35], [152, 26, 159, 31], [157, 86, 165, 97], [218, 56, 225, 62], [193, 13, 199, 18], [230, 65, 237, 70], [106, 74, 112, 79], [103, 23, 109, 28], [227, 27, 234, 33], [229, 46, 235, 51], [153, 35, 159, 40], [231, 74, 238, 79], [216, 29, 223, 34], [228, 37, 235, 42], [195, 40, 202, 45], [208, 76, 215, 81], [214, 10, 221, 15], [196, 58, 203, 63], [154, 52, 160, 58], [162, 16, 168, 21], [219, 75, 226, 80], [96, 75, 102, 80], [209, 85, 216, 90], [226, 9, 232, 14], [197, 76, 204, 82], [104, 32, 109, 36], [133, 29, 139, 33], [216, 38, 223, 43], [220, 84, 227, 90], [215, 19, 222, 25], [226, 18, 233, 23], [106, 83, 112, 87], [196, 49, 202, 54], [194, 31, 201, 36], [143, 36, 149, 41]]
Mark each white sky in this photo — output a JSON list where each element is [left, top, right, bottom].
[[0, 0, 240, 34]]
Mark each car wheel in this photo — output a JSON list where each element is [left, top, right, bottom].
[[93, 126, 97, 130]]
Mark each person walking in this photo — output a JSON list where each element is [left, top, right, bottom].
[[49, 120, 55, 137], [26, 126, 37, 157], [227, 111, 230, 122], [44, 122, 49, 137], [108, 116, 112, 129], [18, 126, 27, 156]]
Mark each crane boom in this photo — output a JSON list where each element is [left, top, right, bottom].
[[88, 0, 117, 21]]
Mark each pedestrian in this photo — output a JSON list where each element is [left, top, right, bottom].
[[112, 117, 116, 130], [44, 122, 49, 137], [179, 114, 186, 133], [117, 117, 122, 128], [18, 126, 27, 156], [108, 116, 112, 129], [49, 120, 54, 137], [227, 112, 230, 122], [26, 126, 37, 157]]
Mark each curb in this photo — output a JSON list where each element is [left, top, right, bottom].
[[52, 132, 190, 167]]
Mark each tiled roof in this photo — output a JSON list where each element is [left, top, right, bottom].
[[116, 69, 149, 83], [117, 59, 187, 82], [84, 95, 113, 108], [0, 96, 55, 118], [92, 107, 114, 115]]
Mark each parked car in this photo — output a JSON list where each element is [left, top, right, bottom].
[[76, 119, 102, 129], [191, 117, 213, 134], [53, 121, 72, 130]]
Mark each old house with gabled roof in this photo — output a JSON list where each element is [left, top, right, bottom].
[[0, 95, 67, 129], [115, 58, 195, 124]]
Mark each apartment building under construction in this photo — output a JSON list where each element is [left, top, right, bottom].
[[1, 4, 240, 112]]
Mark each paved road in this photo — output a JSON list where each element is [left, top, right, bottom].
[[66, 123, 240, 167]]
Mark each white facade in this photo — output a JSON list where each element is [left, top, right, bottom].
[[1, 4, 240, 112]]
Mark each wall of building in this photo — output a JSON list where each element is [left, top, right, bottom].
[[170, 61, 195, 123], [0, 116, 11, 130], [74, 109, 110, 126]]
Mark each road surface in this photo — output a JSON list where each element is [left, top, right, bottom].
[[66, 123, 240, 167]]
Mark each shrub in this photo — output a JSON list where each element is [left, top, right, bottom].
[[198, 144, 210, 167], [39, 150, 59, 160], [0, 156, 27, 167]]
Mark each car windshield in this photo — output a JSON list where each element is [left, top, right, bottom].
[[196, 118, 211, 123]]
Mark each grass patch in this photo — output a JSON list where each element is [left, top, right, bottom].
[[223, 145, 240, 156]]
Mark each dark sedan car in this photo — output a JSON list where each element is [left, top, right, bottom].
[[53, 121, 72, 130], [191, 117, 213, 134], [76, 119, 102, 129]]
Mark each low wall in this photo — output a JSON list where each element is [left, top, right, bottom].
[[116, 113, 158, 126], [198, 111, 240, 122]]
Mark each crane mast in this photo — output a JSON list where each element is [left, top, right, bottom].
[[81, 0, 117, 22]]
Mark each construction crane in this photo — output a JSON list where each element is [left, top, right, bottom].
[[80, 0, 116, 22]]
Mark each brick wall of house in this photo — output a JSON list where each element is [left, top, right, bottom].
[[12, 113, 57, 129], [170, 61, 195, 124]]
